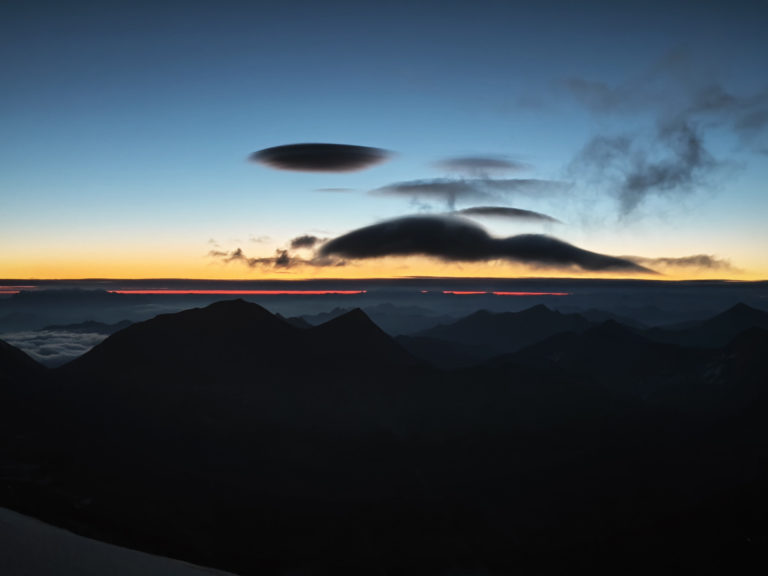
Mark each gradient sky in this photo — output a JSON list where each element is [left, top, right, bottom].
[[2, 0, 767, 280]]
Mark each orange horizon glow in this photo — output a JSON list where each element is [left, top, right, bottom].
[[4, 249, 765, 282]]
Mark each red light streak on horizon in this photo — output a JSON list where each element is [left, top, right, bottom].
[[0, 285, 36, 294], [108, 289, 368, 295], [493, 291, 571, 296], [442, 290, 571, 296]]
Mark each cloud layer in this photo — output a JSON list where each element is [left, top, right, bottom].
[[251, 143, 389, 172], [0, 330, 107, 367], [319, 215, 649, 272]]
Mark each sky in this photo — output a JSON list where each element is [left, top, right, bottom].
[[2, 0, 767, 281]]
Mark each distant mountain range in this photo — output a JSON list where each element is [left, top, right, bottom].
[[2, 299, 768, 574], [41, 319, 133, 334]]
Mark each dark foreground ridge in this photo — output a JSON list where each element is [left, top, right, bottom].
[[2, 299, 768, 575]]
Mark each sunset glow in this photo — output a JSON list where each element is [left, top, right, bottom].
[[2, 2, 767, 282]]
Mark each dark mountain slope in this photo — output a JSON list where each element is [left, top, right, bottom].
[[507, 320, 708, 399], [63, 298, 296, 374], [0, 338, 46, 430], [308, 308, 422, 368], [418, 304, 593, 358], [395, 334, 488, 369], [5, 301, 768, 575], [644, 302, 768, 348], [1, 338, 45, 384]]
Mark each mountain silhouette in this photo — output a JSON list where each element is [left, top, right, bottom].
[[507, 320, 707, 399], [4, 299, 768, 575], [308, 308, 422, 368], [0, 338, 44, 383], [644, 302, 768, 348], [395, 334, 488, 369], [418, 304, 593, 358]]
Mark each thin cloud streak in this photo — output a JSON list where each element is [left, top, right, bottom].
[[627, 254, 733, 271], [455, 206, 561, 223], [435, 156, 531, 176], [373, 178, 568, 210]]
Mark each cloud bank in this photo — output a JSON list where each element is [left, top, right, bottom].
[[1, 330, 108, 367], [319, 215, 650, 273], [251, 143, 390, 172]]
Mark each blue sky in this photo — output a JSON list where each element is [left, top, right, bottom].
[[2, 0, 767, 279]]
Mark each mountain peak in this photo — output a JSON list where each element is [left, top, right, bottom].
[[722, 302, 763, 316], [314, 307, 380, 333], [706, 302, 768, 327], [311, 308, 420, 367], [203, 298, 271, 315], [518, 304, 554, 317], [585, 319, 639, 340]]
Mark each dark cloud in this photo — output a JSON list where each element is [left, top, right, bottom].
[[290, 235, 322, 250], [627, 254, 733, 271], [567, 50, 768, 213], [251, 143, 390, 172], [570, 74, 768, 142], [319, 215, 650, 273], [573, 120, 717, 214], [373, 178, 568, 210], [212, 247, 296, 268], [209, 247, 343, 269], [435, 156, 530, 176], [455, 206, 560, 223]]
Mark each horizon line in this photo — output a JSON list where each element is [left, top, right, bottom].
[[0, 276, 764, 284]]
